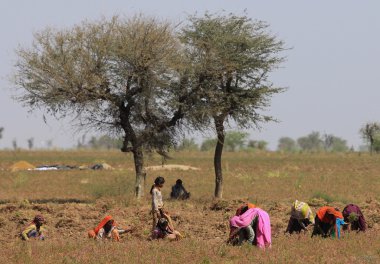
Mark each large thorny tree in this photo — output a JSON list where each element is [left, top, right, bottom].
[[14, 16, 189, 198], [181, 13, 285, 198]]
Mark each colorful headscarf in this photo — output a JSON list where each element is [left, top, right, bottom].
[[292, 200, 315, 224], [94, 215, 115, 235], [317, 206, 343, 223]]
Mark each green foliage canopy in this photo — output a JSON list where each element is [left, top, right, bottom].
[[180, 12, 286, 129], [180, 12, 286, 198], [14, 16, 186, 154], [13, 15, 190, 197]]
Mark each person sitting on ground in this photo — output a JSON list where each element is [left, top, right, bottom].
[[152, 218, 183, 241], [228, 207, 271, 248], [170, 179, 190, 200], [20, 214, 46, 241], [235, 202, 256, 216], [88, 215, 130, 241], [312, 206, 346, 238], [342, 204, 366, 232], [285, 200, 315, 234]]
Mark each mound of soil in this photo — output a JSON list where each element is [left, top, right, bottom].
[[145, 164, 200, 171], [10, 161, 35, 172]]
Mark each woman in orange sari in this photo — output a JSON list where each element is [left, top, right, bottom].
[[311, 206, 345, 238], [88, 215, 129, 241]]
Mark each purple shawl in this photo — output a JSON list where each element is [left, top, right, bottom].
[[342, 204, 366, 231]]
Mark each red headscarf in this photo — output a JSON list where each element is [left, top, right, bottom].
[[94, 215, 115, 235], [317, 206, 343, 223]]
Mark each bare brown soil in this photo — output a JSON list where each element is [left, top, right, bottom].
[[1, 197, 379, 244], [1, 151, 380, 263]]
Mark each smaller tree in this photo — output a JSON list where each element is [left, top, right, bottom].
[[0, 127, 3, 140], [181, 12, 285, 198], [360, 122, 380, 154], [277, 137, 297, 152]]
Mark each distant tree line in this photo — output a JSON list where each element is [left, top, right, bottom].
[[84, 131, 268, 152], [77, 135, 123, 150], [178, 131, 350, 153], [175, 131, 268, 152], [277, 131, 350, 153]]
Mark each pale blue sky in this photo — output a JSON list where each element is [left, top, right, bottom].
[[1, 0, 379, 150]]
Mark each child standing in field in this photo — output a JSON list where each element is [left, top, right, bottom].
[[20, 215, 46, 241], [150, 176, 175, 232]]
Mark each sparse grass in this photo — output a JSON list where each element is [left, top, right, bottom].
[[0, 150, 380, 263]]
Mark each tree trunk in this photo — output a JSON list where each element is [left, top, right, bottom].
[[119, 103, 146, 199], [214, 117, 225, 198], [133, 147, 145, 198]]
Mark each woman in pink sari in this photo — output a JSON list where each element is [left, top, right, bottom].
[[228, 208, 271, 248]]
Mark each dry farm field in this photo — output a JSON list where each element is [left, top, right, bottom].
[[0, 150, 379, 263]]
